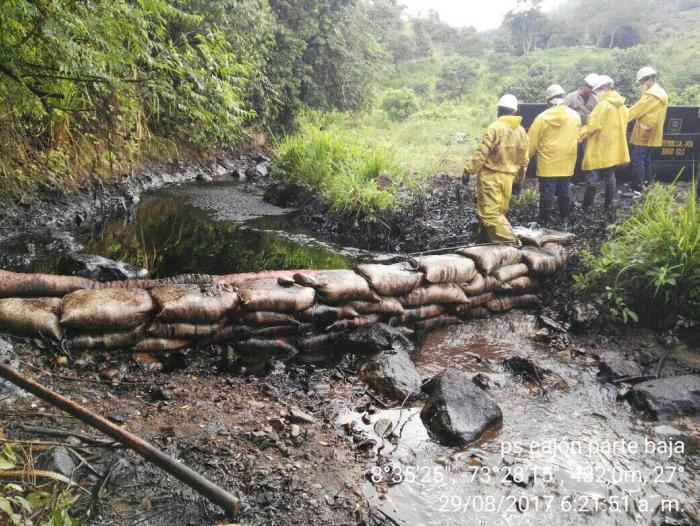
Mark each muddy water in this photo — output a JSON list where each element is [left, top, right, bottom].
[[341, 312, 699, 526]]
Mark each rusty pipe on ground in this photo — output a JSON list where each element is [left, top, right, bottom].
[[0, 362, 241, 517]]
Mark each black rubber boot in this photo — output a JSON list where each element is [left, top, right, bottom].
[[644, 167, 655, 186], [539, 198, 554, 226], [630, 166, 644, 191], [558, 195, 571, 222], [582, 184, 597, 210], [604, 180, 617, 221]]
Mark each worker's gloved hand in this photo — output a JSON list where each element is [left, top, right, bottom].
[[461, 169, 471, 186], [512, 182, 522, 197]]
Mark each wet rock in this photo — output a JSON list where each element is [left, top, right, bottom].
[[627, 375, 700, 419], [35, 447, 77, 478], [58, 253, 148, 281], [358, 349, 422, 401], [570, 302, 600, 332], [341, 323, 415, 355], [503, 355, 549, 383], [0, 337, 26, 399], [131, 353, 164, 374], [598, 351, 644, 381], [196, 172, 213, 182], [420, 368, 502, 447], [246, 163, 268, 178], [288, 407, 315, 424]]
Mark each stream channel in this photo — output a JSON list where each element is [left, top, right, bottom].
[[1, 179, 698, 525]]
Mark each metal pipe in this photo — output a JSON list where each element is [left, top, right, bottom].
[[0, 362, 241, 517]]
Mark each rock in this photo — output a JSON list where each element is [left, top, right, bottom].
[[132, 353, 164, 374], [358, 349, 422, 400], [288, 407, 315, 424], [373, 418, 393, 438], [598, 351, 644, 381], [195, 172, 213, 182], [420, 368, 502, 447], [58, 253, 148, 281], [35, 447, 77, 478], [627, 375, 700, 419], [0, 338, 26, 399], [290, 424, 301, 438], [570, 302, 600, 333], [341, 323, 415, 355], [503, 355, 549, 383]]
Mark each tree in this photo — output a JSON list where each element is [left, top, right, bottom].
[[436, 57, 480, 101], [503, 5, 552, 55], [381, 88, 420, 121]]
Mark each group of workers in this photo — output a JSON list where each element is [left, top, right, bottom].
[[464, 67, 669, 245]]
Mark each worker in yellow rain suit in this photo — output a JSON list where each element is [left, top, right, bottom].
[[528, 84, 581, 226], [628, 66, 668, 190], [579, 75, 630, 218], [464, 94, 529, 245]]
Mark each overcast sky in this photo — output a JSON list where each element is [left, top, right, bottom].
[[400, 0, 566, 31]]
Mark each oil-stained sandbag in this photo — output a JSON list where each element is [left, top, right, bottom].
[[520, 245, 566, 275], [485, 294, 540, 313], [236, 278, 315, 312], [461, 273, 487, 295], [354, 263, 423, 296], [325, 314, 381, 333], [151, 284, 238, 323], [147, 321, 221, 339], [0, 297, 63, 340], [60, 289, 153, 331], [396, 305, 445, 324], [236, 311, 301, 327], [235, 338, 298, 361], [249, 323, 314, 338], [513, 226, 575, 248], [294, 270, 377, 303], [457, 245, 522, 274], [349, 297, 404, 315], [401, 284, 468, 308], [0, 271, 94, 298], [93, 274, 213, 290], [134, 338, 191, 352], [414, 315, 460, 331], [68, 325, 146, 350], [294, 332, 345, 353], [457, 292, 496, 311], [410, 255, 477, 284], [214, 269, 317, 285], [493, 263, 529, 283], [502, 276, 539, 293], [297, 305, 359, 325], [469, 307, 491, 319]]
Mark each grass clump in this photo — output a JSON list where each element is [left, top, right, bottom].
[[573, 182, 700, 328], [273, 118, 405, 220]]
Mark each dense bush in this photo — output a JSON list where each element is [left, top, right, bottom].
[[436, 57, 480, 101], [574, 183, 700, 328], [381, 88, 421, 121]]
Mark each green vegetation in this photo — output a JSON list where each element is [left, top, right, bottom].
[[381, 89, 421, 122], [574, 183, 700, 328]]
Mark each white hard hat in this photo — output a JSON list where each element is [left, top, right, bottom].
[[583, 73, 599, 88], [636, 66, 657, 82], [545, 84, 565, 101], [592, 74, 614, 91], [498, 93, 518, 111]]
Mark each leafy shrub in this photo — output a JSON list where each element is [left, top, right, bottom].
[[573, 182, 700, 327], [381, 88, 420, 122], [436, 57, 480, 101]]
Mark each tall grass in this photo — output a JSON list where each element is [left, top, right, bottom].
[[273, 120, 404, 220], [574, 182, 700, 327]]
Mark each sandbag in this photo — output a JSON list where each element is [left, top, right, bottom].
[[354, 263, 423, 296], [0, 271, 94, 298], [60, 289, 153, 331], [325, 314, 381, 333], [493, 263, 529, 283], [248, 324, 314, 338], [235, 338, 298, 361], [410, 255, 477, 284], [236, 311, 301, 327], [236, 278, 315, 312], [397, 305, 445, 324], [456, 292, 496, 311], [485, 294, 540, 313], [513, 226, 575, 247], [0, 297, 63, 340], [348, 297, 404, 315], [520, 244, 566, 275], [502, 276, 539, 293], [214, 269, 317, 285], [294, 332, 345, 353], [414, 315, 460, 331], [150, 284, 238, 323], [68, 325, 146, 350], [461, 273, 487, 295], [468, 307, 491, 319], [147, 321, 221, 339], [401, 284, 468, 308], [297, 305, 359, 325], [294, 270, 377, 302], [93, 273, 213, 290], [457, 245, 522, 274], [134, 338, 191, 352]]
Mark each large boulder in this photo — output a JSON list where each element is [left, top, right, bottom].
[[598, 351, 644, 381], [58, 253, 148, 282], [627, 375, 700, 419], [358, 349, 422, 401], [420, 368, 502, 447]]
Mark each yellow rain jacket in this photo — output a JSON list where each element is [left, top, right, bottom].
[[466, 115, 529, 244], [628, 83, 668, 147], [579, 90, 630, 171], [527, 104, 581, 177]]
